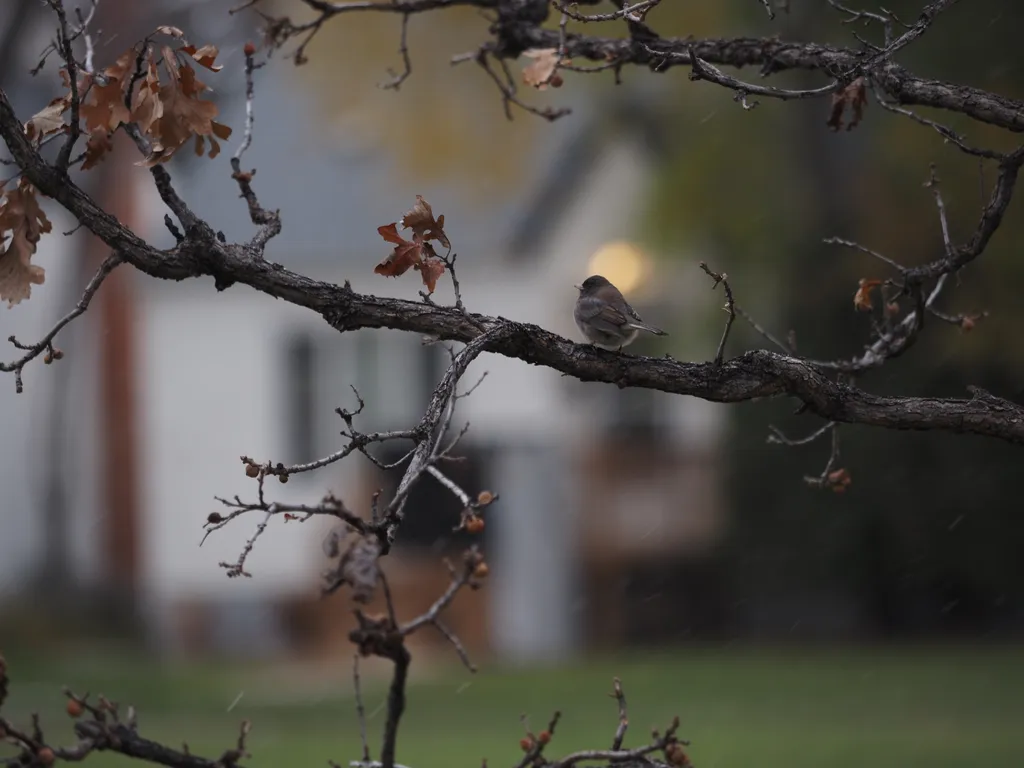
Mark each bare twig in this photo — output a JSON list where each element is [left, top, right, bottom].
[[377, 323, 511, 550], [2, 254, 124, 393], [768, 421, 836, 447], [230, 44, 281, 253], [475, 49, 570, 122], [803, 422, 848, 491], [827, 0, 904, 46], [871, 84, 1003, 160], [48, 0, 82, 171], [400, 548, 483, 636], [822, 237, 906, 273], [683, 48, 839, 109], [610, 677, 628, 750], [699, 261, 735, 366], [353, 655, 372, 764], [380, 14, 412, 90], [551, 0, 661, 23]]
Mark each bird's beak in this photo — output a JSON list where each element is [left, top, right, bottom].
[[573, 284, 582, 291]]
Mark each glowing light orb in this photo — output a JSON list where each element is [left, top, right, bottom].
[[586, 240, 650, 295]]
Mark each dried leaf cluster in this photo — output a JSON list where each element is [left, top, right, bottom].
[[322, 523, 382, 602], [0, 179, 52, 307], [24, 26, 231, 169], [827, 77, 867, 132], [374, 195, 450, 294]]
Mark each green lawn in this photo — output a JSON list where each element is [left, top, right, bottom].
[[2, 645, 1023, 767]]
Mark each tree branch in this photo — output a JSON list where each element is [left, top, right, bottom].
[[1, 90, 1021, 443]]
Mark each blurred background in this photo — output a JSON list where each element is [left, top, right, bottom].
[[1, 1, 1023, 767]]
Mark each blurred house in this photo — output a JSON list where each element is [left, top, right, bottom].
[[0, 9, 728, 662]]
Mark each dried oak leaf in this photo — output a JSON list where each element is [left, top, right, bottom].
[[322, 534, 381, 603], [374, 222, 424, 278], [401, 195, 450, 249], [853, 278, 883, 312], [154, 25, 186, 39], [827, 77, 867, 132], [81, 78, 131, 134], [82, 130, 114, 171], [103, 48, 136, 83], [24, 95, 70, 144], [179, 44, 223, 72], [130, 57, 164, 136], [522, 48, 568, 90], [79, 49, 136, 136], [0, 180, 52, 307], [142, 59, 231, 165], [415, 256, 446, 294]]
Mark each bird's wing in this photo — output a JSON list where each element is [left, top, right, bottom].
[[620, 300, 665, 335], [576, 296, 628, 328], [623, 301, 645, 323]]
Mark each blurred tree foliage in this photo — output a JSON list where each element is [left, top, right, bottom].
[[274, 0, 548, 195], [276, 0, 1024, 637], [644, 0, 1024, 638]]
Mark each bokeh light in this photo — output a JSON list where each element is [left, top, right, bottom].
[[586, 240, 650, 295]]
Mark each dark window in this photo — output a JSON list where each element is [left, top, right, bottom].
[[418, 339, 447, 411], [283, 333, 317, 465], [372, 442, 492, 556], [375, 338, 491, 555]]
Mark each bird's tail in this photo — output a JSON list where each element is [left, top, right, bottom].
[[627, 321, 667, 336]]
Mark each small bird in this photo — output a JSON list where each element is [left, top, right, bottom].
[[573, 275, 667, 351]]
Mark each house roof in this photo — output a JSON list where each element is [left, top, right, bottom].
[[504, 94, 669, 261]]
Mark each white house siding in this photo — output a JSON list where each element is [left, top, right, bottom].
[[136, 284, 338, 613], [0, 207, 104, 600]]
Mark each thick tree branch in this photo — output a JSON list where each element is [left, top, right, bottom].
[[249, 0, 1023, 136], [1, 85, 1022, 444]]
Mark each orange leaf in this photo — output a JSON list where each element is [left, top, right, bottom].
[[853, 278, 883, 312], [374, 223, 423, 277], [400, 195, 450, 248], [415, 256, 446, 294]]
